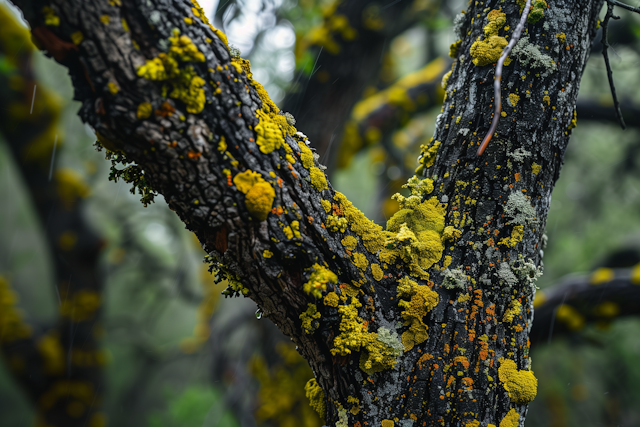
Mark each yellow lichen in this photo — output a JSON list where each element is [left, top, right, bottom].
[[37, 331, 65, 374], [498, 225, 524, 247], [593, 301, 619, 318], [327, 215, 348, 233], [137, 102, 152, 119], [263, 250, 273, 258], [556, 32, 567, 43], [442, 226, 462, 242], [0, 276, 33, 343], [347, 396, 360, 415], [282, 221, 301, 240], [42, 6, 60, 26], [331, 297, 400, 374], [590, 267, 614, 285], [255, 109, 284, 154], [297, 140, 328, 191], [531, 163, 541, 175], [334, 192, 388, 255], [416, 139, 442, 175], [568, 109, 577, 130], [300, 303, 321, 334], [303, 264, 338, 299], [321, 199, 332, 213], [323, 292, 339, 307], [59, 290, 101, 322], [371, 264, 384, 281], [498, 358, 538, 404], [508, 93, 520, 107], [555, 304, 585, 331], [233, 170, 275, 221], [341, 235, 358, 251], [136, 30, 206, 114], [70, 31, 83, 45], [381, 420, 395, 427], [470, 10, 508, 67], [396, 276, 439, 351], [499, 409, 520, 427], [305, 378, 326, 419], [352, 252, 369, 271], [502, 299, 522, 323]]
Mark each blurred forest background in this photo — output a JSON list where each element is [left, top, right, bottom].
[[2, 0, 640, 426]]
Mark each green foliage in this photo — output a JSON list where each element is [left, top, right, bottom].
[[95, 142, 158, 207], [148, 385, 239, 427]]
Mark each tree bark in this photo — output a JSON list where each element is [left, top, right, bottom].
[[8, 0, 604, 425]]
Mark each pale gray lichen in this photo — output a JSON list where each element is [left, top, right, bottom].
[[511, 36, 557, 77], [504, 191, 537, 225], [398, 420, 416, 427], [507, 147, 531, 162], [497, 262, 519, 287], [377, 327, 404, 358], [442, 267, 469, 290], [512, 256, 543, 294], [453, 12, 466, 38]]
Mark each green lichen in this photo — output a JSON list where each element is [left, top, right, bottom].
[[300, 303, 321, 334], [528, 0, 547, 24], [470, 10, 507, 67], [396, 276, 439, 351], [136, 30, 207, 114], [303, 264, 338, 299]]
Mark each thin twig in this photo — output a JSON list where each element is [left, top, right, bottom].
[[602, 2, 627, 129], [477, 0, 531, 156], [607, 0, 640, 14]]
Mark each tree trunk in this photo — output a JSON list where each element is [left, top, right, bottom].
[[8, 0, 603, 425]]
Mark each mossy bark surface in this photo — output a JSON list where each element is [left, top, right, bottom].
[[8, 0, 603, 425]]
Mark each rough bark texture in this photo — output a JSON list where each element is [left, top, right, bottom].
[[7, 0, 603, 426]]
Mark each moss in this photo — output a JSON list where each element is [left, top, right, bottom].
[[233, 170, 275, 221], [341, 235, 358, 251], [352, 252, 369, 271], [300, 303, 321, 334], [498, 358, 538, 404], [323, 292, 339, 307], [396, 276, 439, 351], [470, 10, 507, 67], [502, 299, 522, 323], [499, 409, 520, 427], [371, 263, 384, 281], [136, 30, 207, 114], [304, 378, 326, 419], [303, 264, 338, 299], [327, 215, 348, 233], [498, 225, 524, 247]]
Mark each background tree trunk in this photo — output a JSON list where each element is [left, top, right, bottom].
[[8, 0, 604, 425]]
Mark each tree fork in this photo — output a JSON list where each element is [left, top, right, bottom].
[[8, 0, 603, 425]]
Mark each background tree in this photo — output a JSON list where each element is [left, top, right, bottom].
[[2, 0, 640, 427]]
